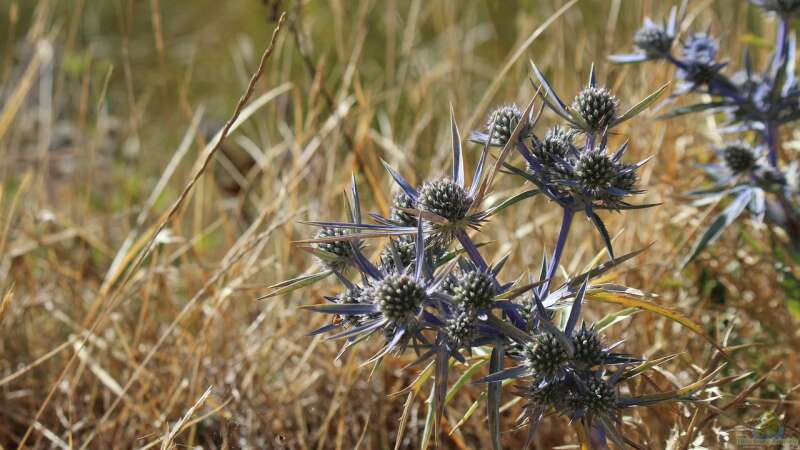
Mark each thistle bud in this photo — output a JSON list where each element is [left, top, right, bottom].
[[572, 87, 619, 132], [375, 274, 426, 324], [418, 178, 472, 221], [380, 235, 416, 271]]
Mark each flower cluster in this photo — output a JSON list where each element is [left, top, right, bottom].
[[610, 1, 800, 263], [267, 65, 718, 447]]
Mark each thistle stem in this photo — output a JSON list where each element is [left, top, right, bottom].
[[764, 121, 780, 168], [538, 208, 574, 297], [772, 16, 789, 73]]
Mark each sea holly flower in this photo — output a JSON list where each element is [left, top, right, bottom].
[[751, 0, 800, 16], [609, 0, 800, 261], [530, 62, 670, 136], [470, 103, 533, 148], [609, 5, 682, 64]]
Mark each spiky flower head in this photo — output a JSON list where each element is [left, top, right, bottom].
[[375, 274, 425, 325], [750, 0, 800, 15], [572, 326, 605, 368], [634, 23, 673, 56], [569, 376, 617, 415], [532, 126, 575, 165], [379, 235, 416, 272], [614, 164, 639, 193], [722, 142, 758, 174], [525, 334, 569, 378], [445, 306, 479, 348], [678, 33, 721, 84], [526, 379, 567, 410], [451, 271, 496, 311], [486, 104, 524, 146], [391, 191, 417, 226], [314, 227, 352, 258], [571, 86, 619, 133], [336, 289, 367, 327], [418, 177, 472, 221], [576, 149, 618, 192]]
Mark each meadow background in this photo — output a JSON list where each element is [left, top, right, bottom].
[[0, 0, 798, 448]]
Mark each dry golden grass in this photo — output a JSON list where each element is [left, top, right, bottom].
[[0, 0, 798, 448]]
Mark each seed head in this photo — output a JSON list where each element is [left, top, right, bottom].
[[571, 87, 618, 132], [525, 334, 569, 378], [391, 191, 417, 225], [569, 376, 617, 415], [576, 150, 618, 191], [452, 271, 496, 311], [486, 104, 524, 146], [634, 24, 673, 56], [418, 178, 472, 221], [375, 274, 425, 324], [572, 326, 605, 368], [722, 143, 757, 173]]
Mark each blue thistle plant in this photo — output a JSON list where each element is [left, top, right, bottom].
[[266, 60, 730, 448], [610, 0, 800, 263]]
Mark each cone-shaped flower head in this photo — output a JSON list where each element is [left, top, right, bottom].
[[750, 0, 800, 15], [444, 306, 479, 347], [679, 33, 721, 84], [418, 177, 472, 221], [569, 376, 617, 415], [391, 191, 417, 226], [525, 334, 570, 378], [486, 104, 524, 146], [722, 142, 758, 173], [572, 325, 605, 368], [451, 271, 496, 311], [572, 87, 619, 133], [576, 149, 619, 192], [634, 22, 674, 56], [532, 125, 575, 165], [375, 274, 426, 325]]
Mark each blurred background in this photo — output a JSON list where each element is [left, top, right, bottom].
[[0, 0, 798, 448]]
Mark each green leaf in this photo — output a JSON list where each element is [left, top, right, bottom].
[[484, 189, 540, 217], [682, 188, 754, 267], [488, 341, 504, 450], [594, 307, 640, 332], [259, 271, 332, 299], [657, 101, 729, 119], [613, 82, 671, 126]]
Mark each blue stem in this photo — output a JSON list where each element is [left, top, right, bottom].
[[772, 17, 789, 75], [538, 208, 574, 298], [764, 122, 779, 168]]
